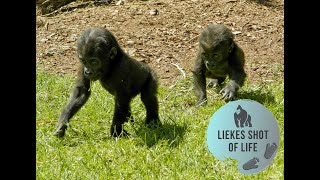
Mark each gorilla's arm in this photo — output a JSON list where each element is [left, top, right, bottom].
[[220, 43, 246, 100], [54, 65, 91, 137], [192, 56, 207, 106]]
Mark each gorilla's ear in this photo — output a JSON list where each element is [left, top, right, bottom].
[[110, 47, 117, 59]]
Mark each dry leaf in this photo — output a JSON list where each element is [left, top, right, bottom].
[[232, 31, 242, 35], [116, 0, 124, 6], [150, 9, 159, 15]]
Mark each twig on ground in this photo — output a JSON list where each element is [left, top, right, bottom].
[[171, 63, 186, 78]]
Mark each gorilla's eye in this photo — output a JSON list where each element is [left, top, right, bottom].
[[89, 58, 100, 66], [202, 53, 208, 58], [80, 59, 87, 65], [213, 53, 222, 60]]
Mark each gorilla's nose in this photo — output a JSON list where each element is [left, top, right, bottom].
[[85, 70, 93, 76], [206, 61, 215, 67]]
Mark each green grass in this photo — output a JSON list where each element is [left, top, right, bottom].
[[36, 71, 284, 179]]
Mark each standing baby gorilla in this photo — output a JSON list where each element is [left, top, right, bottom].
[[54, 27, 161, 138], [192, 24, 246, 106]]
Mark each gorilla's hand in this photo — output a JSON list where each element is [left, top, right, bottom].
[[220, 81, 239, 100]]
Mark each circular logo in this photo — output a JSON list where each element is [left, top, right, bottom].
[[206, 99, 280, 175]]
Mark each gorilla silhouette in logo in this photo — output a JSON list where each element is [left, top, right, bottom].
[[234, 105, 252, 128]]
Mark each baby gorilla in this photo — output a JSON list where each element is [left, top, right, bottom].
[[192, 24, 246, 106], [54, 27, 161, 138]]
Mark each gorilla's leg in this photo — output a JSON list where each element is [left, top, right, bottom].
[[140, 77, 161, 126], [110, 95, 131, 137]]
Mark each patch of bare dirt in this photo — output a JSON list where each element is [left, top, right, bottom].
[[36, 0, 284, 86]]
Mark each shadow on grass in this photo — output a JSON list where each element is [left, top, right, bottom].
[[207, 83, 275, 105], [236, 88, 275, 104], [133, 119, 187, 148]]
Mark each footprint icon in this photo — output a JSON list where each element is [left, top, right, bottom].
[[264, 143, 278, 159], [243, 157, 259, 170]]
